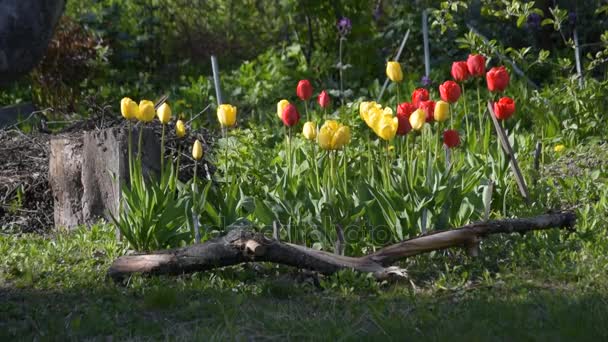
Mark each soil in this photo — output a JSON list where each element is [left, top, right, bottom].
[[0, 115, 215, 234]]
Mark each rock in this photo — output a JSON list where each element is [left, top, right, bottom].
[[0, 0, 65, 85]]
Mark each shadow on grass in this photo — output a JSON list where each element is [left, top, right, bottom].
[[1, 276, 607, 341]]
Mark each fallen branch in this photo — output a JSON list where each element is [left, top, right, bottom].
[[108, 211, 575, 282]]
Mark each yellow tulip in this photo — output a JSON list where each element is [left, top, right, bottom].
[[331, 125, 351, 149], [217, 104, 237, 127], [434, 100, 450, 122], [359, 101, 381, 122], [318, 120, 350, 150], [138, 100, 156, 122], [192, 140, 203, 160], [409, 108, 426, 130], [302, 121, 317, 140], [156, 103, 172, 124], [386, 61, 403, 83], [176, 120, 186, 138], [120, 97, 139, 120], [277, 99, 290, 119], [375, 114, 398, 141], [554, 144, 565, 153]]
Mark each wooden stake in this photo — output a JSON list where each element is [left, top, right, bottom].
[[422, 9, 430, 78], [211, 55, 223, 106], [487, 101, 530, 202]]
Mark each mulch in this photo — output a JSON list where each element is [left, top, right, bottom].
[[0, 115, 215, 235]]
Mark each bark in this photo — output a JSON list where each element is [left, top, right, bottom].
[[108, 211, 576, 282]]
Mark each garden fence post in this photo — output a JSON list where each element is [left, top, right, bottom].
[[422, 9, 431, 79], [211, 55, 223, 106], [376, 29, 410, 102], [573, 27, 584, 88], [487, 101, 530, 202]]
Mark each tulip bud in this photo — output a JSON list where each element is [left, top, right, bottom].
[[138, 100, 156, 122], [217, 104, 237, 127], [318, 124, 334, 150], [386, 61, 403, 83], [434, 100, 450, 122], [554, 144, 565, 153], [296, 80, 313, 101], [375, 115, 399, 141], [451, 61, 470, 82], [332, 125, 351, 149], [439, 80, 461, 103], [397, 102, 416, 119], [443, 129, 460, 148], [277, 99, 290, 119], [317, 90, 330, 108], [493, 97, 516, 120], [281, 103, 300, 127], [156, 103, 172, 124], [192, 140, 203, 160], [486, 66, 510, 92], [396, 114, 412, 135], [302, 121, 317, 140], [411, 88, 429, 108], [467, 54, 486, 77], [409, 109, 426, 130], [176, 119, 186, 138], [318, 120, 349, 150], [120, 97, 139, 120]]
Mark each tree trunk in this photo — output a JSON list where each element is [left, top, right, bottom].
[[108, 211, 576, 281], [49, 126, 160, 229]]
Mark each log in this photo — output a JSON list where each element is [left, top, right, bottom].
[[49, 126, 160, 229], [108, 211, 576, 281]]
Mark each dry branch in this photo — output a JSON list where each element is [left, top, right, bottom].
[[108, 211, 575, 282]]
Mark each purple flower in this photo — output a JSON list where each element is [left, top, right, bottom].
[[568, 11, 577, 26], [337, 17, 352, 37], [421, 75, 432, 87], [527, 13, 541, 30]]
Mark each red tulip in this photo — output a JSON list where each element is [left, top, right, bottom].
[[439, 80, 461, 103], [419, 100, 436, 123], [396, 114, 412, 136], [466, 54, 486, 77], [411, 88, 429, 108], [397, 102, 417, 118], [282, 103, 300, 127], [317, 90, 330, 108], [451, 61, 470, 82], [493, 97, 516, 120], [486, 66, 510, 92], [296, 80, 313, 101], [443, 129, 460, 148]]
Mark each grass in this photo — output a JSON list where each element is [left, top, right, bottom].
[[1, 143, 607, 340]]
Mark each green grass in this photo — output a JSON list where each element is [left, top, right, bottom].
[[1, 143, 607, 340]]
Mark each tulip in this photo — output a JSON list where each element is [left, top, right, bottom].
[[409, 109, 426, 130], [411, 88, 429, 108], [302, 121, 317, 140], [317, 90, 330, 108], [493, 97, 516, 120], [486, 66, 510, 92], [176, 120, 186, 138], [451, 61, 470, 82], [192, 140, 203, 160], [386, 61, 403, 83], [443, 129, 460, 148], [318, 120, 349, 150], [554, 144, 565, 153], [374, 114, 399, 141], [434, 100, 450, 122], [137, 100, 156, 122], [281, 103, 300, 127], [277, 99, 290, 119], [217, 104, 237, 127], [397, 102, 416, 118], [396, 114, 412, 136], [156, 103, 172, 124], [439, 80, 461, 103], [467, 54, 486, 77], [120, 97, 139, 120], [359, 101, 381, 122], [296, 80, 313, 101], [419, 100, 436, 123]]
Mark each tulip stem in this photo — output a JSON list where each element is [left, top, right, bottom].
[[137, 124, 144, 166], [304, 101, 309, 122], [343, 147, 348, 193], [160, 124, 166, 179], [224, 127, 229, 181], [339, 37, 345, 107], [288, 127, 292, 181], [127, 121, 133, 187], [461, 82, 469, 138], [314, 144, 320, 193], [477, 83, 483, 143], [192, 161, 200, 243]]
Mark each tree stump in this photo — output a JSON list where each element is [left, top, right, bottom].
[[49, 126, 160, 229]]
